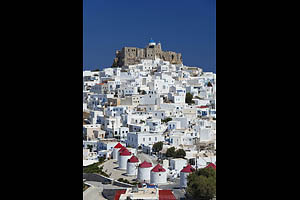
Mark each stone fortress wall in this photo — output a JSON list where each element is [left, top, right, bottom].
[[112, 39, 182, 67]]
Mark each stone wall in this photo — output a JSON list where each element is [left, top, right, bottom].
[[112, 43, 182, 67]]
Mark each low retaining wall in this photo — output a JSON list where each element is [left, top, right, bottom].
[[83, 173, 134, 188], [113, 180, 134, 187]]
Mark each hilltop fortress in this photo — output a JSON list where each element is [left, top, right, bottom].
[[112, 39, 183, 67]]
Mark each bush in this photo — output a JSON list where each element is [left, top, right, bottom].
[[185, 92, 195, 104], [87, 144, 93, 152], [83, 159, 106, 174], [166, 147, 186, 158], [117, 178, 130, 184], [98, 157, 105, 163], [117, 178, 138, 185], [83, 162, 101, 174], [141, 90, 147, 95], [161, 117, 172, 124]]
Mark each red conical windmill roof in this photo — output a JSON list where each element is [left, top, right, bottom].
[[139, 161, 152, 168], [205, 163, 216, 170], [114, 143, 123, 148], [118, 146, 127, 152], [120, 149, 131, 156], [151, 164, 166, 172], [181, 164, 195, 173], [128, 156, 139, 163]]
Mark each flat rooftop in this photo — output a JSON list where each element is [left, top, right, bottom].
[[119, 188, 158, 199]]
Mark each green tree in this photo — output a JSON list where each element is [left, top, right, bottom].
[[207, 82, 213, 87], [166, 147, 176, 157], [152, 142, 163, 152], [175, 149, 186, 158], [186, 167, 216, 200], [87, 145, 93, 152], [185, 92, 195, 104], [141, 90, 147, 95]]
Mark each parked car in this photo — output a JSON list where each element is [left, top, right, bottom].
[[146, 183, 158, 189]]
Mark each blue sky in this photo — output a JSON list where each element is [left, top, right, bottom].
[[83, 0, 216, 73]]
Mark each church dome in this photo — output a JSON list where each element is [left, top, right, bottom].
[[149, 38, 156, 46]]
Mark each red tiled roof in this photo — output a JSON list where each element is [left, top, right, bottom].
[[128, 155, 139, 163], [118, 146, 127, 152], [205, 163, 216, 170], [159, 190, 176, 200], [181, 164, 195, 173], [198, 106, 208, 108], [151, 164, 166, 172], [114, 143, 123, 148], [139, 161, 152, 168], [120, 149, 131, 156], [114, 189, 126, 200]]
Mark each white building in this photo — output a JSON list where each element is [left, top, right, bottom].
[[83, 51, 216, 175], [170, 158, 188, 171], [127, 132, 165, 148]]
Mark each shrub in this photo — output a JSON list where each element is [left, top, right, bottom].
[[161, 117, 172, 124], [117, 178, 130, 184], [166, 147, 186, 158], [185, 92, 195, 104]]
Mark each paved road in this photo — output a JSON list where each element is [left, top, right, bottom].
[[101, 159, 137, 182], [84, 181, 128, 200], [83, 185, 105, 200]]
